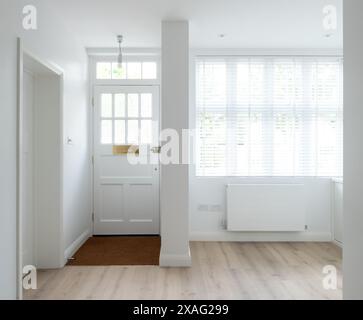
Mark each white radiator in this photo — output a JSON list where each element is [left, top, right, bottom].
[[226, 184, 306, 232]]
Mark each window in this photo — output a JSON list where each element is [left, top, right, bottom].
[[96, 61, 157, 80], [100, 92, 153, 145], [196, 56, 343, 177]]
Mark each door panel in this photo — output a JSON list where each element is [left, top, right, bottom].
[[100, 184, 125, 221], [93, 86, 160, 235]]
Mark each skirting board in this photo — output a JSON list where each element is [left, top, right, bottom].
[[189, 231, 332, 242], [159, 248, 192, 267], [64, 229, 91, 264]]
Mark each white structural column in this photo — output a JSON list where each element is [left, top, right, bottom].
[[159, 21, 191, 267], [343, 0, 363, 300]]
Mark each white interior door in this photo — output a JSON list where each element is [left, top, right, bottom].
[[93, 86, 160, 235]]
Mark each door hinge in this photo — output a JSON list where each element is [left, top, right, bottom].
[[92, 97, 94, 107], [91, 155, 94, 165], [92, 212, 94, 222]]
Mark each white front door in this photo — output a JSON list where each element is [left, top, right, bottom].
[[93, 86, 160, 235]]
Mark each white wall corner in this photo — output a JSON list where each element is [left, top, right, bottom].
[[64, 228, 91, 264]]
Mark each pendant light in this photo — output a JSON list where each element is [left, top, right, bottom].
[[117, 35, 123, 68]]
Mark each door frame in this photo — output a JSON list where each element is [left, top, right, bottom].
[[88, 54, 161, 237], [91, 84, 161, 235], [16, 38, 65, 300]]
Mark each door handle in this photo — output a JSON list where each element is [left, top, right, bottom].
[[151, 146, 161, 154]]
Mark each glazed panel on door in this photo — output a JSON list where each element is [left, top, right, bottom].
[[93, 86, 160, 234]]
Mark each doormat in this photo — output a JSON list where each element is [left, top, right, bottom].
[[67, 236, 161, 266]]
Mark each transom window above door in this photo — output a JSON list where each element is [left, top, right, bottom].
[[100, 92, 153, 145], [96, 61, 158, 80]]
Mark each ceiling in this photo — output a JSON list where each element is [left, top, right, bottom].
[[49, 0, 342, 49]]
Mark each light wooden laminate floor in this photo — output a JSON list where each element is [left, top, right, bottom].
[[24, 242, 342, 300]]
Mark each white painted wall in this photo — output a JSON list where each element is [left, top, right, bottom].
[[343, 0, 363, 300], [0, 1, 19, 300], [160, 21, 191, 267], [0, 0, 90, 299], [21, 70, 35, 267], [33, 75, 63, 268]]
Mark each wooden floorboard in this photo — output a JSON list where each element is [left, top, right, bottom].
[[24, 242, 342, 300]]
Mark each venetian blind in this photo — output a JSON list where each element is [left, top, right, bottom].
[[196, 56, 343, 176]]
